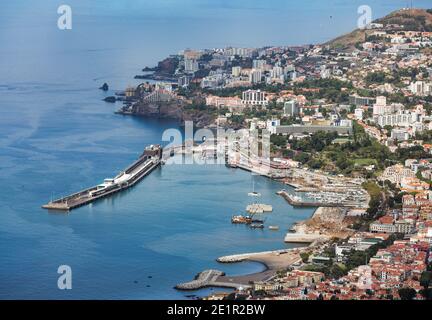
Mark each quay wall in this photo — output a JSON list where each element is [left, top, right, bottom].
[[42, 147, 162, 211]]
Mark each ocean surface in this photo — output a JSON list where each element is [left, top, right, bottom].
[[0, 0, 430, 299]]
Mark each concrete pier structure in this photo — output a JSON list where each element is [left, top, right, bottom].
[[42, 145, 162, 211], [175, 248, 304, 291]]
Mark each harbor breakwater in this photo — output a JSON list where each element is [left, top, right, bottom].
[[175, 248, 304, 291]]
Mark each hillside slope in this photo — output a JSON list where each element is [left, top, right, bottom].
[[324, 8, 432, 50]]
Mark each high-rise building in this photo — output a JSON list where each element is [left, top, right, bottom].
[[410, 81, 432, 96], [349, 95, 376, 106], [184, 59, 199, 73], [284, 65, 295, 73], [354, 108, 364, 120], [223, 47, 254, 58], [283, 100, 299, 117], [252, 59, 266, 70], [376, 110, 421, 127], [373, 96, 387, 115], [249, 69, 262, 84], [271, 66, 284, 79], [232, 66, 242, 77]]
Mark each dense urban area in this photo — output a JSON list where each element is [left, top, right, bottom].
[[112, 8, 432, 300]]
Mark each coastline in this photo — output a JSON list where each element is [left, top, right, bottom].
[[174, 163, 341, 292], [176, 248, 305, 291]]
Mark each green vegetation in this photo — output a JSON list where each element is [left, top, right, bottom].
[[270, 134, 288, 148], [290, 131, 338, 153], [398, 287, 417, 300], [204, 87, 247, 98], [420, 271, 432, 289], [332, 138, 352, 145], [354, 158, 377, 166], [229, 114, 245, 126], [415, 130, 432, 144], [362, 180, 382, 217], [394, 145, 430, 162], [300, 252, 311, 263], [293, 78, 353, 104], [365, 71, 387, 84], [284, 122, 393, 177]]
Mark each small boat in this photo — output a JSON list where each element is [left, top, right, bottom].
[[231, 215, 252, 224], [251, 218, 264, 224], [268, 225, 279, 231], [248, 191, 261, 197], [249, 223, 264, 229]]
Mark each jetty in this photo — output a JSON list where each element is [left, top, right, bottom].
[[175, 248, 303, 291], [42, 145, 163, 211]]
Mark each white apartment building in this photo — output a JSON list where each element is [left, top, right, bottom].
[[232, 66, 242, 77], [370, 222, 397, 233], [373, 96, 387, 115], [354, 108, 364, 120], [200, 74, 223, 89], [223, 47, 254, 58], [376, 110, 421, 127], [249, 69, 262, 84], [283, 100, 300, 117], [270, 66, 284, 79], [266, 119, 281, 134], [410, 81, 432, 96], [369, 220, 414, 234], [241, 90, 269, 107], [184, 59, 199, 73], [379, 164, 415, 184], [391, 128, 410, 141], [252, 59, 266, 70]]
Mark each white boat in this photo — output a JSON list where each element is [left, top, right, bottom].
[[248, 191, 261, 197], [246, 178, 271, 213]]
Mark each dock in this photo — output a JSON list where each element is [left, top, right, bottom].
[[277, 190, 362, 208], [42, 145, 163, 211]]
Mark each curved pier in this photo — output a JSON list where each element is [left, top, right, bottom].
[[175, 248, 304, 291]]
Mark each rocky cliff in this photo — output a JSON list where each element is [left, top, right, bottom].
[[131, 101, 215, 128]]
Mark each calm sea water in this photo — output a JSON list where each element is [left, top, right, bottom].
[[0, 0, 430, 299]]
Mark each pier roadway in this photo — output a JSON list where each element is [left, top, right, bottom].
[[43, 145, 162, 211]]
